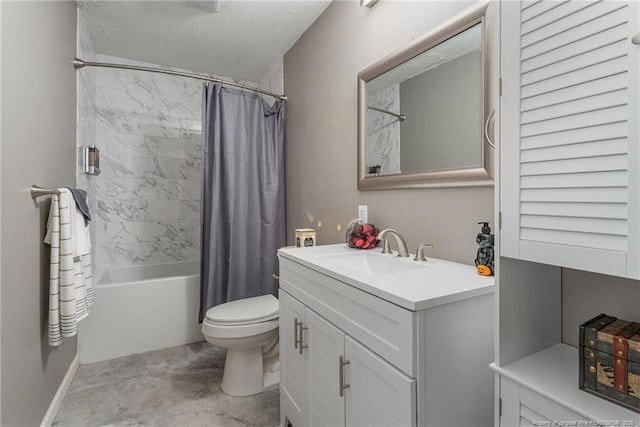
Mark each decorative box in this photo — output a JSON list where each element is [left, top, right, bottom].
[[579, 313, 640, 413], [294, 228, 316, 248]]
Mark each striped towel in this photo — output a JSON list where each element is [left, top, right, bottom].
[[45, 189, 94, 347]]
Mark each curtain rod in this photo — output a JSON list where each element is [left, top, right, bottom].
[[73, 58, 287, 102], [367, 105, 405, 122]]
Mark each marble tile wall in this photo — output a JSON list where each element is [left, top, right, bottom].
[[84, 54, 203, 269], [77, 15, 283, 270], [76, 12, 98, 265], [366, 85, 401, 175]]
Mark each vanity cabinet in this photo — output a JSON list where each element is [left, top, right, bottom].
[[280, 290, 415, 427], [500, 0, 640, 279], [277, 244, 495, 427]]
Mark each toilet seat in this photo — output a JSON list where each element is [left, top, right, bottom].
[[202, 318, 279, 340], [205, 294, 279, 326]]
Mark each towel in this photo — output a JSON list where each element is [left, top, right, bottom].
[[45, 189, 91, 258], [65, 187, 91, 223], [45, 189, 94, 347]]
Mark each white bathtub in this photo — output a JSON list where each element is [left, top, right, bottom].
[[78, 261, 204, 363]]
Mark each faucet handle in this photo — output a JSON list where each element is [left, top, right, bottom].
[[414, 243, 433, 262]]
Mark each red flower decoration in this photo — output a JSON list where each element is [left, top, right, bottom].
[[347, 222, 380, 250]]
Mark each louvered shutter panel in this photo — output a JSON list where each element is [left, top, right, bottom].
[[500, 0, 640, 278]]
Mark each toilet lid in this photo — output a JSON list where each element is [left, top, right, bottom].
[[205, 294, 279, 326]]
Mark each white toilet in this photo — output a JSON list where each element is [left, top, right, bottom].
[[201, 294, 280, 397]]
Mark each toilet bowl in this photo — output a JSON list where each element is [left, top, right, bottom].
[[202, 294, 279, 397]]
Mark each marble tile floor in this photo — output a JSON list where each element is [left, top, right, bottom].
[[53, 341, 280, 427]]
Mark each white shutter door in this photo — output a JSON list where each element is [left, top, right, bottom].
[[500, 0, 640, 277], [279, 291, 307, 427], [305, 309, 345, 427], [344, 336, 416, 427]]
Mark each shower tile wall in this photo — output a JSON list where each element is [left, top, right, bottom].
[[76, 14, 282, 270], [76, 13, 97, 259], [88, 54, 203, 269], [366, 85, 400, 175]]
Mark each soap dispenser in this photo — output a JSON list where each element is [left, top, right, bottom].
[[474, 221, 494, 276]]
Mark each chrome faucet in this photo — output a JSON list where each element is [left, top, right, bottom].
[[378, 229, 410, 257], [414, 243, 433, 262]]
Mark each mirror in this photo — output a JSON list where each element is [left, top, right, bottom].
[[358, 1, 495, 190]]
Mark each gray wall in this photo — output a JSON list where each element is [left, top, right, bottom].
[[562, 269, 640, 348], [1, 2, 78, 425], [400, 51, 482, 173], [283, 1, 493, 265]]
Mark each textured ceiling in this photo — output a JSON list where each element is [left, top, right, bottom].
[[77, 0, 332, 82]]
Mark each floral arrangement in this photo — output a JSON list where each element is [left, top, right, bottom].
[[346, 221, 380, 250]]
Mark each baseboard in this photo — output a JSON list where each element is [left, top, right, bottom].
[[40, 353, 79, 427]]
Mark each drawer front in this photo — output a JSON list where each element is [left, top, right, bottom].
[[280, 258, 416, 376]]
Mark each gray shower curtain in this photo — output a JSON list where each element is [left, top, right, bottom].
[[199, 83, 285, 322]]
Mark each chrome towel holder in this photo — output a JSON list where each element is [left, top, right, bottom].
[[30, 185, 60, 199]]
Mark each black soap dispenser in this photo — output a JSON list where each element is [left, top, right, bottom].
[[474, 221, 494, 276]]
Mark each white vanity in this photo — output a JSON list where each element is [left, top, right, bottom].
[[277, 244, 495, 427]]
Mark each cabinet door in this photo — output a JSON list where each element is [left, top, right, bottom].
[[500, 0, 640, 278], [499, 375, 522, 427], [280, 290, 306, 427], [305, 309, 345, 426], [500, 376, 587, 426], [344, 336, 416, 427]]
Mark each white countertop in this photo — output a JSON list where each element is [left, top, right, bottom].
[[278, 243, 494, 311]]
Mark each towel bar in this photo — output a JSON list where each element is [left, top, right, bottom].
[[30, 185, 60, 199]]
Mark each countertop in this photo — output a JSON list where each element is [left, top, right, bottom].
[[278, 244, 494, 311]]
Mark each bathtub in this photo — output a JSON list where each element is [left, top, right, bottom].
[[78, 261, 204, 363]]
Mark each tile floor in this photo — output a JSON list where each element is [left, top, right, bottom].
[[53, 341, 280, 426]]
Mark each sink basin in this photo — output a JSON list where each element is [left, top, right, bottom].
[[279, 244, 495, 311], [319, 251, 425, 276]]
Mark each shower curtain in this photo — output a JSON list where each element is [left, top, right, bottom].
[[199, 83, 286, 322]]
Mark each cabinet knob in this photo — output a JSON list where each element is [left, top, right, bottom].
[[632, 33, 640, 45]]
